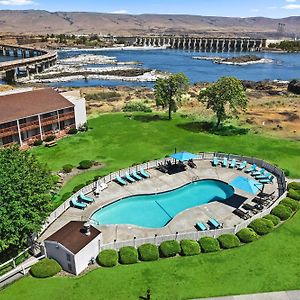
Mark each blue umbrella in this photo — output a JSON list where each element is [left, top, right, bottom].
[[169, 151, 198, 161], [230, 176, 263, 195]]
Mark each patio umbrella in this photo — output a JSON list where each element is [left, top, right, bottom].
[[169, 151, 198, 161], [230, 176, 263, 195]]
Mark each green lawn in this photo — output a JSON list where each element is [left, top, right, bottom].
[[32, 113, 300, 201], [1, 211, 300, 299]]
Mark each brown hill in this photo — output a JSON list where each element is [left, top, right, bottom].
[[0, 10, 299, 37]]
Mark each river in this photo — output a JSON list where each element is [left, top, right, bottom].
[[1, 48, 300, 87]]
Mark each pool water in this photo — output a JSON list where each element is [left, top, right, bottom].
[[91, 179, 234, 228]]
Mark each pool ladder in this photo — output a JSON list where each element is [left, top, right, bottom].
[[191, 176, 199, 182]]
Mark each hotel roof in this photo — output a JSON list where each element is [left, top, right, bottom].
[[0, 88, 74, 124], [45, 221, 101, 254]]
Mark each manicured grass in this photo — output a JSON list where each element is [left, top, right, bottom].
[[1, 212, 300, 299], [31, 113, 300, 204]]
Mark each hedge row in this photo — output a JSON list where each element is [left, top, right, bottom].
[[30, 258, 62, 278]]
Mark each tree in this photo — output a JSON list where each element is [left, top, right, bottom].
[[0, 146, 54, 256], [199, 76, 248, 127], [154, 73, 189, 120]]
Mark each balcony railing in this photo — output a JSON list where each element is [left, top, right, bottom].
[[41, 115, 59, 126], [0, 125, 18, 138], [19, 120, 40, 132], [59, 112, 75, 122]]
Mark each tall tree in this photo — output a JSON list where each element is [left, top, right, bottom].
[[154, 73, 189, 120], [0, 146, 53, 255], [199, 76, 248, 127]]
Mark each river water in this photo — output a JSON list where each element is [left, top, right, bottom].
[[1, 49, 300, 87]]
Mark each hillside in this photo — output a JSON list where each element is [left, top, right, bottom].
[[0, 10, 299, 37]]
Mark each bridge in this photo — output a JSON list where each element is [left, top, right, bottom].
[[0, 44, 57, 83], [116, 36, 267, 52]]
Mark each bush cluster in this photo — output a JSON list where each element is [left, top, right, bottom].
[[33, 139, 43, 146], [217, 234, 240, 249], [280, 198, 299, 211], [249, 218, 274, 235], [271, 204, 293, 220], [72, 183, 85, 193], [138, 244, 159, 261], [97, 249, 118, 267], [198, 237, 220, 253], [287, 189, 300, 201], [78, 160, 93, 170], [123, 101, 152, 113], [44, 135, 56, 142], [180, 240, 201, 256], [287, 182, 300, 191], [263, 214, 281, 226], [30, 258, 61, 278], [236, 228, 258, 243], [62, 164, 73, 173], [68, 128, 78, 135], [159, 240, 181, 257], [119, 246, 138, 264]]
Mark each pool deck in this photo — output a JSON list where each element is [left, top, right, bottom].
[[39, 160, 278, 244]]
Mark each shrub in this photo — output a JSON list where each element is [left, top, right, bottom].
[[159, 240, 181, 258], [287, 189, 300, 201], [78, 160, 93, 169], [97, 249, 118, 267], [283, 169, 290, 177], [123, 101, 152, 113], [138, 244, 159, 261], [249, 218, 274, 235], [198, 237, 220, 253], [30, 258, 61, 278], [180, 240, 201, 256], [62, 164, 73, 173], [263, 214, 281, 226], [236, 228, 258, 243], [119, 246, 138, 264], [44, 135, 55, 142], [271, 204, 293, 220], [288, 182, 300, 191], [217, 234, 240, 249], [68, 128, 78, 135], [72, 183, 85, 193], [33, 139, 43, 146], [61, 192, 72, 202], [280, 198, 300, 211]]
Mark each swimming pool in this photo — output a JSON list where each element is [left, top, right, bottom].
[[91, 179, 234, 228]]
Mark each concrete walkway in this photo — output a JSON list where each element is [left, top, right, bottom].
[[197, 290, 300, 300]]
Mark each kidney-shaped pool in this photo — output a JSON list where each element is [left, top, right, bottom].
[[91, 179, 234, 228]]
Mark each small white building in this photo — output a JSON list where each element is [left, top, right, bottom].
[[44, 221, 101, 275]]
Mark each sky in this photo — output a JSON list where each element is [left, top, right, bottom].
[[0, 0, 299, 18]]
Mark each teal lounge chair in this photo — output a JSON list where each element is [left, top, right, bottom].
[[71, 197, 87, 210], [252, 168, 265, 177], [222, 157, 228, 167], [256, 172, 271, 180], [132, 170, 142, 180], [245, 164, 257, 173], [237, 161, 247, 170], [196, 222, 207, 231], [140, 168, 150, 178], [229, 159, 237, 168], [125, 172, 135, 183], [79, 192, 94, 204], [116, 175, 128, 185], [212, 157, 219, 166], [259, 175, 275, 184], [208, 218, 222, 229]]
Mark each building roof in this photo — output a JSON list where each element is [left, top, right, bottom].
[[0, 88, 74, 124], [45, 221, 101, 254]]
